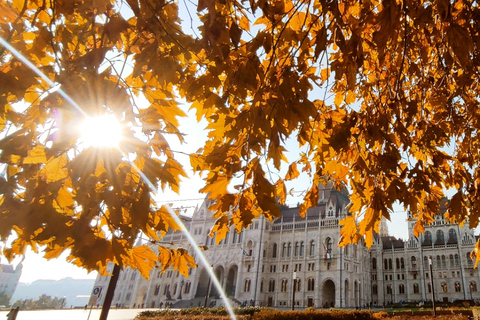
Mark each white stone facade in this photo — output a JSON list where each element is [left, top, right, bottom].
[[92, 184, 480, 309]]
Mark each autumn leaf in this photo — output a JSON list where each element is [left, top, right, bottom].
[[131, 245, 157, 279]]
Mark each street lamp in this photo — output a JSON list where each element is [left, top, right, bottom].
[[428, 257, 436, 316], [292, 272, 297, 311]]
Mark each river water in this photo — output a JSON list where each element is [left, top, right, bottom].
[[0, 308, 153, 320]]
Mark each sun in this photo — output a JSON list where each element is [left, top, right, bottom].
[[78, 114, 123, 148]]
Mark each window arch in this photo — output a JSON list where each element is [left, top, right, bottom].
[[300, 241, 305, 257], [471, 281, 478, 292], [372, 284, 378, 295], [436, 230, 445, 244], [467, 252, 474, 265], [396, 258, 400, 269], [372, 258, 377, 270], [295, 279, 301, 291], [309, 240, 315, 256], [294, 242, 299, 257], [244, 279, 251, 292], [281, 279, 288, 292], [455, 254, 459, 266], [411, 256, 417, 269], [413, 283, 419, 294], [268, 279, 275, 292], [424, 231, 432, 244], [325, 237, 333, 256], [307, 278, 315, 291], [287, 242, 292, 257], [448, 229, 457, 243], [388, 259, 392, 270], [384, 259, 388, 270], [272, 243, 277, 258], [441, 282, 448, 293], [400, 257, 404, 269], [441, 255, 446, 268], [455, 282, 461, 292], [282, 243, 287, 257], [450, 254, 454, 267]]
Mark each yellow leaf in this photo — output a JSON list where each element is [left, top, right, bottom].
[[39, 154, 68, 183], [345, 91, 356, 104], [200, 173, 230, 200], [334, 92, 343, 107], [24, 145, 47, 164], [131, 245, 157, 279], [239, 16, 250, 32], [275, 179, 287, 204], [285, 162, 300, 180], [210, 215, 229, 244], [54, 185, 74, 214], [173, 248, 197, 278], [154, 206, 181, 236]]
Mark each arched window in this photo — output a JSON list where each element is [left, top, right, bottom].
[[173, 283, 177, 295], [455, 254, 460, 266], [154, 285, 161, 296], [294, 242, 299, 257], [372, 258, 377, 270], [388, 259, 392, 270], [441, 282, 448, 293], [344, 245, 349, 256], [436, 255, 441, 268], [309, 240, 315, 256], [386, 285, 392, 294], [281, 279, 288, 292], [428, 283, 432, 293], [260, 280, 263, 292], [467, 252, 474, 265], [244, 279, 251, 292], [300, 241, 305, 257], [436, 230, 445, 244], [287, 242, 292, 257], [384, 259, 388, 270], [455, 282, 461, 292], [296, 279, 301, 291], [448, 229, 457, 243], [471, 281, 478, 292], [411, 256, 417, 269], [325, 237, 333, 257], [399, 284, 405, 294], [272, 243, 277, 258], [396, 258, 400, 269], [328, 206, 334, 217], [307, 278, 315, 291], [413, 283, 419, 294], [450, 254, 454, 267], [424, 231, 432, 244], [268, 279, 275, 292], [441, 255, 446, 268], [372, 284, 378, 295], [282, 243, 287, 257], [400, 257, 405, 269]]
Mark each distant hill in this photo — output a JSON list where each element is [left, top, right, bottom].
[[11, 278, 95, 307]]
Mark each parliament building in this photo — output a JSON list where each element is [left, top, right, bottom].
[[93, 183, 480, 309]]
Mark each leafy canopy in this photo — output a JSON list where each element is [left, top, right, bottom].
[[2, 0, 480, 274]]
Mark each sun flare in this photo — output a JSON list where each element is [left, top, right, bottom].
[[78, 114, 123, 148]]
